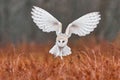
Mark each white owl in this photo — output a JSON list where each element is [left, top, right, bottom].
[[31, 6, 101, 59]]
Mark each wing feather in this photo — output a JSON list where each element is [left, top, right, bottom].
[[31, 6, 62, 34], [65, 12, 101, 37]]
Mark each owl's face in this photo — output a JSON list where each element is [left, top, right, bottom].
[[56, 34, 68, 47]]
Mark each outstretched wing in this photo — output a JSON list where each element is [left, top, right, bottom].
[[65, 12, 101, 37], [31, 6, 62, 35]]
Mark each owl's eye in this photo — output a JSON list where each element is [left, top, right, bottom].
[[62, 41, 65, 43], [58, 40, 60, 43]]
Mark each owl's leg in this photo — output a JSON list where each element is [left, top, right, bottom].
[[59, 45, 71, 59], [60, 56, 63, 59], [55, 48, 61, 57], [59, 50, 63, 59]]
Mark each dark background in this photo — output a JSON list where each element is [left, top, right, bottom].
[[0, 0, 120, 44]]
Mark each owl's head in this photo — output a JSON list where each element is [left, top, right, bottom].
[[56, 34, 68, 47]]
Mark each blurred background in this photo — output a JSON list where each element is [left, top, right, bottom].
[[0, 0, 120, 44]]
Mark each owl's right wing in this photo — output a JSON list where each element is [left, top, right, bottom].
[[31, 6, 62, 35]]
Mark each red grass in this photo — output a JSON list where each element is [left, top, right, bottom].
[[0, 38, 120, 80]]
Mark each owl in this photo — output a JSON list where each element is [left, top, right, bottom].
[[31, 6, 101, 59]]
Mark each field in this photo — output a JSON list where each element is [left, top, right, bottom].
[[0, 37, 120, 80]]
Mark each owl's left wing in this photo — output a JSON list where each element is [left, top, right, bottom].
[[31, 6, 62, 35], [65, 12, 101, 37]]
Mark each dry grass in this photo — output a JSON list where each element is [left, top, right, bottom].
[[0, 38, 120, 80]]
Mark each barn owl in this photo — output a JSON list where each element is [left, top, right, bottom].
[[31, 6, 101, 59]]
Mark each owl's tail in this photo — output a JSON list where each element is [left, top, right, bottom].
[[49, 45, 72, 59]]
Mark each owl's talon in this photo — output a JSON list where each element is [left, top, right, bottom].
[[54, 55, 58, 58], [60, 56, 63, 60]]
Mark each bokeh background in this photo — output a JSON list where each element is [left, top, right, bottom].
[[0, 0, 120, 44]]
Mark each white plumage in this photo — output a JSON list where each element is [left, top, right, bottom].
[[31, 6, 101, 59], [49, 44, 71, 59], [65, 12, 101, 37], [31, 6, 62, 34]]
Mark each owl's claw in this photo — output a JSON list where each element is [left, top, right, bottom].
[[54, 52, 60, 58], [54, 55, 58, 58], [54, 55, 63, 60], [60, 56, 63, 60]]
